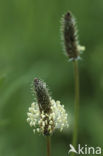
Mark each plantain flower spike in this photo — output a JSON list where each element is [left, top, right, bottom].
[[27, 78, 69, 136], [61, 11, 85, 61]]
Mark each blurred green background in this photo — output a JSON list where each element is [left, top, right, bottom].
[[0, 0, 103, 156]]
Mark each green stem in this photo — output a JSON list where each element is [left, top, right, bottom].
[[71, 60, 80, 156], [47, 136, 51, 156]]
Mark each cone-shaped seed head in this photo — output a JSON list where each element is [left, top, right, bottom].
[[27, 78, 69, 136], [34, 78, 51, 114], [62, 11, 79, 60]]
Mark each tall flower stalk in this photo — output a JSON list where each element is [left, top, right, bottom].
[[27, 78, 69, 156], [72, 60, 79, 152], [47, 136, 51, 156], [61, 11, 85, 156]]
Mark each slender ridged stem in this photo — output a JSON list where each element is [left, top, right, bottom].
[[47, 136, 51, 156], [71, 60, 80, 156]]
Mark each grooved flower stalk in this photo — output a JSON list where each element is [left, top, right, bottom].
[[72, 60, 79, 156]]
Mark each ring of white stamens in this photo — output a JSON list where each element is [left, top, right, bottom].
[[27, 99, 69, 135]]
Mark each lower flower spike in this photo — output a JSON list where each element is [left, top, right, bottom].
[[27, 78, 69, 135]]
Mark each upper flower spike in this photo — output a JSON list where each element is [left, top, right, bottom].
[[27, 78, 69, 136], [61, 11, 85, 61]]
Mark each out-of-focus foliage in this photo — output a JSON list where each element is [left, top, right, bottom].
[[0, 0, 103, 156]]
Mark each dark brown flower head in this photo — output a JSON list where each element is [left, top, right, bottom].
[[27, 78, 69, 136], [34, 78, 53, 135], [34, 78, 51, 114], [61, 11, 84, 60]]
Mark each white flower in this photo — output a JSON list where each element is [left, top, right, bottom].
[[27, 78, 69, 136], [27, 99, 69, 135]]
